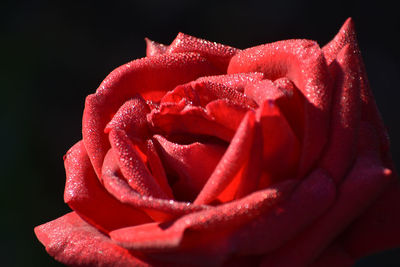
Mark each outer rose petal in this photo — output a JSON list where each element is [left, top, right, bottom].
[[64, 141, 152, 233], [109, 180, 295, 265], [260, 153, 392, 267], [228, 39, 332, 178], [83, 52, 220, 178], [145, 38, 167, 57], [34, 212, 151, 267], [322, 17, 391, 163], [319, 44, 361, 183], [167, 32, 239, 72]]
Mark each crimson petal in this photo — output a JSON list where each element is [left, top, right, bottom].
[[108, 128, 168, 199], [153, 134, 226, 201], [34, 212, 151, 267], [319, 44, 361, 183], [260, 153, 391, 267], [83, 52, 220, 178], [145, 38, 167, 57], [167, 32, 239, 71], [230, 168, 336, 254], [101, 148, 209, 221], [109, 179, 295, 252], [64, 141, 152, 233], [228, 39, 332, 178], [194, 111, 256, 205]]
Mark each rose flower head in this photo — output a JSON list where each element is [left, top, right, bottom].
[[35, 18, 400, 267]]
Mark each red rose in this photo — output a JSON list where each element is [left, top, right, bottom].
[[35, 18, 400, 267]]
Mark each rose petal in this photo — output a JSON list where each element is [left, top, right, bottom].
[[205, 99, 249, 134], [148, 101, 235, 142], [228, 39, 332, 178], [230, 168, 336, 254], [108, 128, 168, 199], [83, 52, 220, 178], [260, 153, 392, 267], [322, 17, 391, 163], [167, 32, 239, 71], [64, 141, 152, 232], [109, 179, 295, 254], [319, 44, 361, 183], [145, 38, 167, 57], [153, 135, 226, 201], [193, 111, 256, 205], [145, 139, 174, 199], [34, 212, 151, 267], [191, 79, 258, 108], [256, 99, 300, 185], [104, 96, 150, 141], [161, 72, 263, 105], [101, 148, 209, 221]]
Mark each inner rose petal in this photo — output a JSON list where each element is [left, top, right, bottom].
[[228, 39, 332, 178], [102, 148, 210, 221], [153, 135, 226, 202], [83, 52, 221, 178], [194, 111, 256, 205]]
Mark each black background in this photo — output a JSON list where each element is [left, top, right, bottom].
[[1, 0, 399, 266]]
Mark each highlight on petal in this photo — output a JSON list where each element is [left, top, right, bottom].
[[104, 96, 150, 140], [228, 39, 332, 178], [83, 52, 220, 178], [145, 38, 167, 57], [167, 32, 239, 71], [64, 141, 152, 233], [34, 212, 151, 267]]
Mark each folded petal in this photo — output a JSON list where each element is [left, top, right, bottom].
[[104, 96, 150, 141], [109, 180, 295, 264], [322, 17, 391, 163], [108, 128, 168, 199], [64, 141, 152, 233], [228, 39, 332, 178], [194, 111, 255, 205], [83, 52, 220, 177], [261, 153, 392, 267], [34, 212, 151, 267], [153, 135, 226, 201], [319, 44, 361, 183], [101, 148, 209, 221], [256, 99, 300, 185], [148, 101, 235, 142], [230, 168, 336, 254], [167, 32, 239, 71], [145, 38, 167, 57]]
